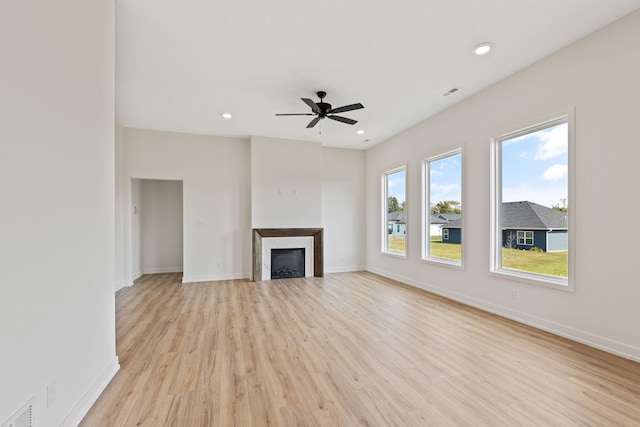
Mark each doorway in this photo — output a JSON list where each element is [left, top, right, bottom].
[[131, 179, 184, 280]]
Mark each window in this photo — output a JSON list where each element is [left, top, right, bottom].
[[424, 149, 462, 265], [517, 231, 533, 246], [382, 166, 406, 256], [491, 113, 572, 289]]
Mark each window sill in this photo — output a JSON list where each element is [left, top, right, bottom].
[[422, 257, 463, 270], [381, 250, 408, 259], [489, 269, 573, 292]]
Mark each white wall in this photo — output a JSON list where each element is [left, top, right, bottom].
[[118, 130, 366, 283], [115, 123, 126, 290], [322, 148, 366, 272], [251, 136, 323, 228], [130, 178, 143, 281], [123, 128, 252, 283], [365, 10, 640, 361], [0, 0, 118, 425], [141, 179, 183, 274]]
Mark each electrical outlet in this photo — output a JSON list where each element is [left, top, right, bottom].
[[47, 381, 57, 408]]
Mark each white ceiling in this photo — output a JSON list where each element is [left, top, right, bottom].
[[116, 0, 640, 149]]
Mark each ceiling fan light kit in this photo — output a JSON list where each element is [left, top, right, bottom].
[[276, 91, 364, 129]]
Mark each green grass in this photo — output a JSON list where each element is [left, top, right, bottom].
[[390, 236, 567, 277], [429, 240, 461, 261], [388, 237, 406, 252], [502, 248, 567, 277]]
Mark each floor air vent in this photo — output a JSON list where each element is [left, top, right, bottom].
[[1, 399, 33, 427]]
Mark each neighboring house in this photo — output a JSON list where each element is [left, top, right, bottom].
[[501, 201, 567, 252], [439, 217, 462, 244], [387, 210, 406, 234], [430, 213, 461, 238], [438, 201, 568, 252]]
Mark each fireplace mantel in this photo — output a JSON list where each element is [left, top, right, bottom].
[[252, 228, 323, 281]]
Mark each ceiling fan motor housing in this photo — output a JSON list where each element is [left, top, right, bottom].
[[316, 91, 330, 117], [317, 102, 331, 117]]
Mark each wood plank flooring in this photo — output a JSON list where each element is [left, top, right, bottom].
[[81, 272, 640, 426]]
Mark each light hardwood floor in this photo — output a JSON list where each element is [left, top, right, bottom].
[[81, 272, 640, 426]]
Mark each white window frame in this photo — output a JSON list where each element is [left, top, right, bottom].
[[443, 229, 449, 240], [382, 165, 407, 257], [422, 148, 463, 267], [490, 110, 574, 291], [517, 230, 534, 246]]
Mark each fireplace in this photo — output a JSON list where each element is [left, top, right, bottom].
[[271, 248, 305, 279], [252, 228, 323, 281]]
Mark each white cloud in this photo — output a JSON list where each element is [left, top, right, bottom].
[[431, 183, 459, 193], [535, 123, 568, 160], [388, 176, 402, 188], [430, 183, 460, 202], [541, 164, 567, 181]]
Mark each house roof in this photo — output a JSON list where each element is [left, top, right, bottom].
[[441, 218, 462, 229], [430, 213, 461, 224], [501, 201, 567, 230], [437, 201, 567, 230], [387, 210, 406, 223]]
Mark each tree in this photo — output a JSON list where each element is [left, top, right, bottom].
[[551, 198, 568, 213], [388, 196, 400, 212], [506, 231, 517, 259], [431, 200, 461, 215], [400, 201, 406, 211]]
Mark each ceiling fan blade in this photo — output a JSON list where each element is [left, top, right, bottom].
[[302, 98, 321, 114], [328, 103, 364, 114], [306, 117, 321, 128], [275, 113, 315, 116], [328, 115, 357, 125]]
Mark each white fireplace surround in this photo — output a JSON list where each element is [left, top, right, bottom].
[[261, 237, 314, 280], [252, 228, 323, 281]]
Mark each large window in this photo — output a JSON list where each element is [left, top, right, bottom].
[[424, 149, 462, 265], [492, 114, 572, 289], [517, 231, 534, 246], [382, 166, 406, 256]]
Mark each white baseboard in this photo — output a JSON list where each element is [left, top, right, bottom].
[[182, 273, 251, 283], [142, 266, 183, 274], [114, 281, 134, 292], [325, 266, 365, 274], [365, 266, 640, 363], [60, 357, 120, 427]]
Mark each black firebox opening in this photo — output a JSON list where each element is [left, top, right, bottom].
[[271, 248, 305, 279]]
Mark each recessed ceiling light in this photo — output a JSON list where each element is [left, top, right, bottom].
[[356, 129, 365, 135], [221, 113, 232, 119], [473, 42, 493, 56]]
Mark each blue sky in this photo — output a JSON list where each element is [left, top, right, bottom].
[[388, 122, 567, 211], [387, 169, 406, 203], [502, 123, 568, 208], [430, 153, 462, 207]]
